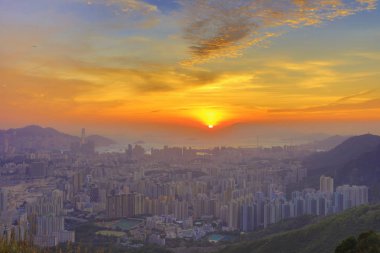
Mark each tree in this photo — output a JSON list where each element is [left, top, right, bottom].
[[356, 231, 380, 253], [335, 231, 380, 253], [335, 236, 357, 253]]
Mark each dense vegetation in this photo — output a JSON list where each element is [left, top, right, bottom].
[[335, 231, 380, 253], [0, 237, 170, 253], [217, 205, 380, 253]]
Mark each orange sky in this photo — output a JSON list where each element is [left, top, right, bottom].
[[1, 0, 380, 135]]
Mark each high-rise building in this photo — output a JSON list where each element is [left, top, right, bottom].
[[3, 134, 9, 154], [72, 172, 84, 195], [0, 188, 8, 214], [80, 128, 86, 146], [106, 193, 145, 219], [239, 203, 255, 232], [318, 197, 327, 216], [320, 175, 334, 194], [27, 191, 64, 217], [27, 191, 74, 247], [70, 129, 95, 155], [36, 216, 64, 236], [174, 200, 189, 220], [106, 194, 117, 218], [90, 185, 100, 202], [336, 185, 369, 210], [228, 201, 239, 230]]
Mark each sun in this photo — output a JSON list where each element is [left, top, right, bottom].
[[191, 108, 226, 129]]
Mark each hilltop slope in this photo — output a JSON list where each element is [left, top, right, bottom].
[[218, 205, 380, 253]]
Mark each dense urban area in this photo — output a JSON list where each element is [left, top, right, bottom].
[[0, 126, 375, 252]]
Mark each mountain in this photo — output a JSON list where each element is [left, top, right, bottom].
[[301, 134, 380, 201], [300, 135, 350, 152], [337, 144, 380, 201], [0, 125, 78, 152], [305, 134, 380, 170], [87, 134, 116, 147], [218, 204, 380, 253], [0, 125, 116, 152]]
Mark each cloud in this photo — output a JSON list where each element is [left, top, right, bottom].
[[180, 0, 377, 65], [269, 90, 379, 113], [346, 51, 380, 61], [86, 0, 158, 13], [335, 89, 376, 103], [86, 0, 160, 27]]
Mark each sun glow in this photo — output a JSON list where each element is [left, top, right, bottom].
[[192, 109, 226, 128]]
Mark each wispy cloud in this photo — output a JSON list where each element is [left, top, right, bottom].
[[269, 90, 379, 113], [86, 0, 160, 27], [335, 89, 376, 103], [180, 0, 377, 65], [86, 0, 158, 13]]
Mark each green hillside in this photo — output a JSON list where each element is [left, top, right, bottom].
[[0, 239, 170, 253], [218, 205, 380, 253]]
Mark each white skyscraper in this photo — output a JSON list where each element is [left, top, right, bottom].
[[320, 175, 334, 194], [336, 185, 369, 210]]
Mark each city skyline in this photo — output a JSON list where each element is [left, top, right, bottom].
[[1, 0, 380, 136], [1, 127, 378, 251], [1, 2, 380, 252]]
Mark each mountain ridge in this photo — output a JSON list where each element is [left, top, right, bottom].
[[301, 134, 380, 201], [0, 125, 116, 152]]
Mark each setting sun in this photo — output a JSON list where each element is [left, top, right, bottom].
[[191, 109, 227, 129]]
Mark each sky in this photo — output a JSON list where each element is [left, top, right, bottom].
[[1, 0, 380, 143]]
